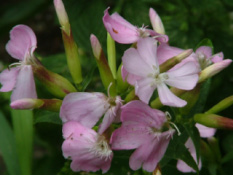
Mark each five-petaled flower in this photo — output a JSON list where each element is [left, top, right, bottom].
[[111, 100, 175, 172], [0, 25, 37, 102], [62, 121, 113, 173], [122, 37, 200, 107]]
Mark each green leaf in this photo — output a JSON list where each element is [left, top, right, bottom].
[[161, 127, 199, 173], [34, 110, 62, 125], [0, 111, 20, 175], [184, 122, 201, 163], [11, 109, 34, 175]]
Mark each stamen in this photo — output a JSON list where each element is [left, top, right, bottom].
[[165, 111, 172, 120], [169, 122, 181, 136]]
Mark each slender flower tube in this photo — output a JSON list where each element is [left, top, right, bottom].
[[103, 8, 168, 44], [111, 101, 175, 172], [10, 98, 62, 112], [54, 0, 82, 84], [62, 121, 113, 173], [122, 37, 199, 107], [0, 25, 37, 102], [60, 92, 122, 134]]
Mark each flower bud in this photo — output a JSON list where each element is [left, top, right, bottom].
[[206, 95, 233, 114], [107, 33, 117, 79], [90, 34, 116, 96], [194, 113, 233, 130], [32, 63, 76, 98], [198, 59, 232, 83], [149, 8, 165, 35], [10, 98, 62, 112], [54, 0, 70, 35], [159, 49, 193, 73]]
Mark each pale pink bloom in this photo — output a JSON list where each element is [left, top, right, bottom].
[[0, 25, 37, 102], [195, 46, 224, 69], [110, 100, 175, 172], [176, 124, 216, 173], [62, 121, 113, 173], [60, 92, 122, 134], [122, 37, 199, 107], [103, 8, 168, 44]]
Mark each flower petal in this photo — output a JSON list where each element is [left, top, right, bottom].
[[157, 43, 184, 64], [103, 8, 139, 44], [60, 92, 109, 128], [143, 130, 174, 172], [11, 65, 37, 102], [0, 67, 20, 92], [135, 77, 156, 104], [121, 66, 141, 85], [195, 123, 216, 138], [111, 124, 152, 150], [121, 100, 166, 129], [6, 25, 37, 60], [196, 46, 212, 58], [211, 52, 224, 63], [122, 48, 153, 77], [137, 38, 158, 67], [157, 83, 187, 107]]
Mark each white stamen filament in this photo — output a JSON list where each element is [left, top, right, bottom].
[[89, 135, 112, 161], [169, 122, 181, 136]]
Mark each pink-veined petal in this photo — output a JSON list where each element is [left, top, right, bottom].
[[122, 48, 153, 77], [164, 74, 199, 90], [196, 46, 212, 58], [110, 124, 152, 150], [137, 38, 158, 67], [11, 65, 37, 102], [103, 8, 139, 44], [6, 25, 37, 60], [211, 52, 224, 63], [143, 130, 174, 172], [195, 123, 216, 138], [0, 67, 20, 92], [60, 92, 109, 128], [157, 43, 184, 64], [135, 77, 156, 104], [157, 83, 187, 107], [121, 100, 166, 129]]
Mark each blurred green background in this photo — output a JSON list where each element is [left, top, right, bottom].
[[0, 0, 233, 175]]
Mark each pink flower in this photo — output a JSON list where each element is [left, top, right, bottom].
[[195, 46, 224, 69], [103, 8, 168, 44], [149, 8, 165, 35], [0, 25, 37, 102], [60, 92, 122, 134], [62, 121, 113, 173], [122, 37, 199, 107], [110, 100, 175, 172], [176, 124, 216, 173]]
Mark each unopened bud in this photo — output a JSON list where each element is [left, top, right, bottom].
[[206, 95, 233, 114], [149, 8, 165, 35], [159, 49, 193, 73], [90, 34, 116, 96], [194, 113, 233, 130], [153, 164, 162, 175], [54, 0, 70, 35], [10, 98, 62, 112], [32, 63, 76, 98], [198, 59, 232, 83]]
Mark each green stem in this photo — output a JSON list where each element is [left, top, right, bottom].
[[11, 110, 33, 175]]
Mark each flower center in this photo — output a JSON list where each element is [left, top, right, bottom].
[[138, 25, 150, 38], [196, 52, 212, 70], [89, 135, 112, 161]]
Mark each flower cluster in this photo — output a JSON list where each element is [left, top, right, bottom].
[[1, 0, 232, 174]]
